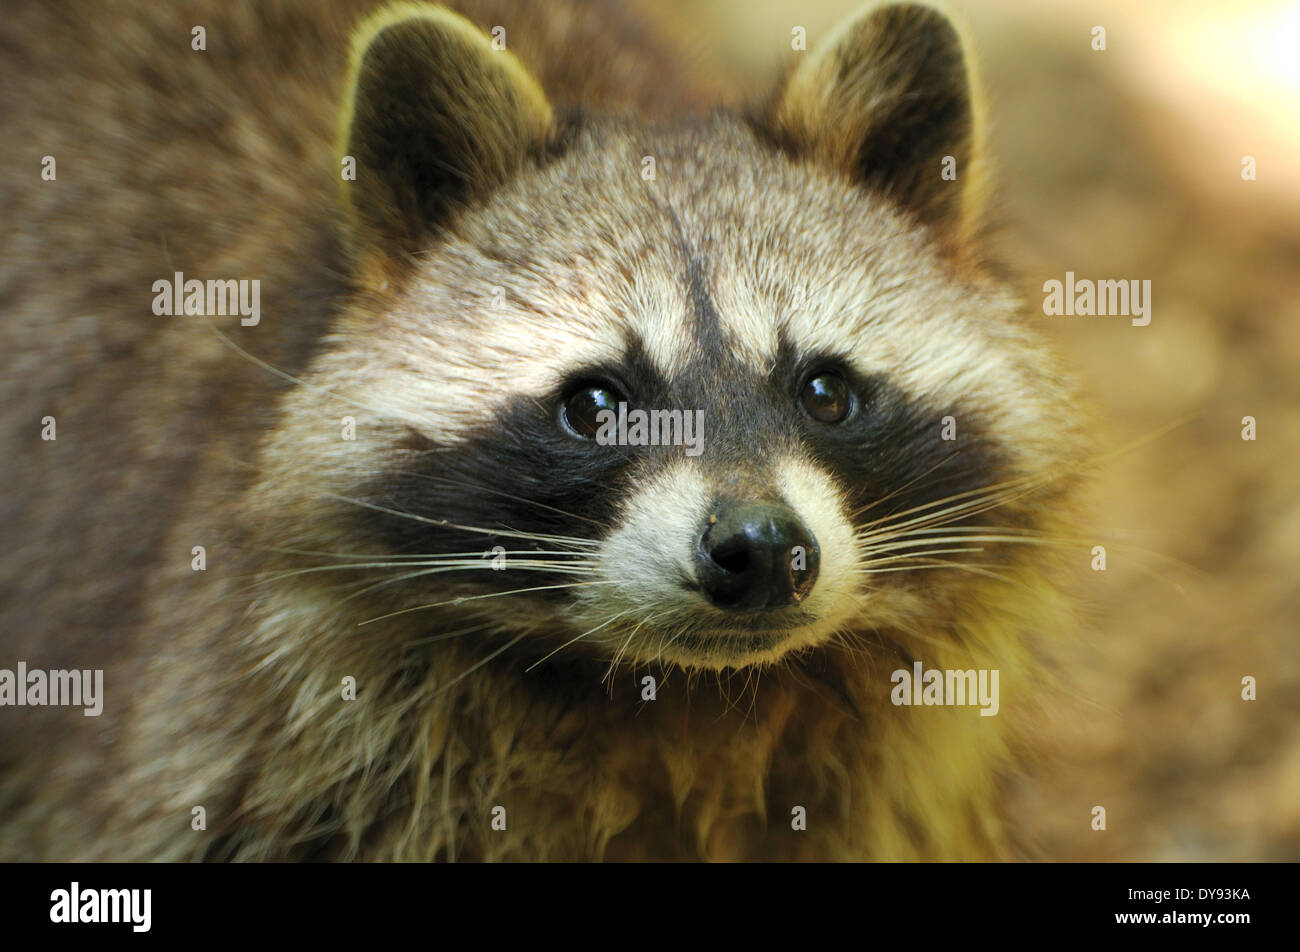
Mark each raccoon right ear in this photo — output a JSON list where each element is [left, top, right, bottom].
[[769, 2, 981, 239], [339, 4, 554, 271]]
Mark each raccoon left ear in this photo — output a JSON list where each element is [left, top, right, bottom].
[[339, 4, 555, 272], [769, 2, 980, 237]]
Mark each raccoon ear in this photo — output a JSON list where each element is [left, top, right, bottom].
[[770, 2, 979, 236], [339, 5, 554, 267]]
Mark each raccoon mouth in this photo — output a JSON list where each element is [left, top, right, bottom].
[[670, 628, 790, 653]]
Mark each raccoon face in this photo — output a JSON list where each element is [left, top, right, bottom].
[[257, 4, 1074, 671]]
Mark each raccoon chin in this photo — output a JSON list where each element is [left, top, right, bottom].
[[657, 631, 797, 669], [627, 618, 834, 670]]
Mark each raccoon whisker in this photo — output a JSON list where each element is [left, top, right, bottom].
[[390, 470, 606, 528], [860, 502, 1041, 547], [651, 621, 672, 663], [324, 493, 600, 547], [262, 544, 592, 562], [854, 480, 1042, 538], [856, 542, 987, 559], [831, 627, 895, 665], [601, 621, 643, 686], [856, 535, 1080, 586], [887, 621, 983, 659], [854, 496, 1040, 551], [858, 533, 1060, 555], [714, 668, 733, 715], [359, 563, 600, 592], [198, 314, 392, 418], [356, 580, 619, 626], [848, 449, 965, 520], [403, 621, 499, 647], [740, 665, 759, 712], [779, 661, 836, 715], [742, 666, 766, 720], [742, 667, 764, 722], [856, 560, 1012, 580], [717, 667, 747, 720], [857, 556, 1036, 593], [876, 525, 1057, 539], [428, 632, 531, 701], [243, 559, 599, 593], [856, 414, 1200, 543], [855, 546, 987, 565], [854, 457, 1076, 533], [881, 536, 1058, 554], [872, 525, 1203, 575], [251, 556, 597, 580], [654, 628, 680, 664], [654, 619, 702, 666], [899, 447, 1111, 531], [604, 611, 663, 684], [826, 628, 875, 664], [860, 531, 1117, 556], [858, 500, 1022, 540], [866, 504, 1074, 538], [307, 564, 601, 614], [236, 562, 442, 590], [525, 609, 637, 672], [246, 569, 412, 608]]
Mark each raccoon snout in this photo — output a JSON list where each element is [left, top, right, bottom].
[[696, 503, 820, 611]]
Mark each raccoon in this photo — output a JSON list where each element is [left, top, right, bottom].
[[0, 0, 1080, 861]]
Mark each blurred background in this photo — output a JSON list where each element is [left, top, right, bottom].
[[662, 0, 1300, 860]]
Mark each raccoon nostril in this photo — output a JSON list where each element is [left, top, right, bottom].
[[708, 539, 751, 576], [696, 503, 820, 611]]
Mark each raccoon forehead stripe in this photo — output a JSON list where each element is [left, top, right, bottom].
[[661, 200, 729, 359]]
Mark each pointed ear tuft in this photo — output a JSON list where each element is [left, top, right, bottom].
[[770, 2, 981, 237], [339, 3, 554, 268]]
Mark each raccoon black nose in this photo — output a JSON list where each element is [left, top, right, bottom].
[[696, 504, 819, 610]]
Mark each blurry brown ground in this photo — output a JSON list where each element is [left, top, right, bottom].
[[663, 0, 1300, 860]]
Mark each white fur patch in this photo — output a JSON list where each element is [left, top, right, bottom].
[[582, 460, 712, 643], [575, 453, 862, 667], [770, 454, 862, 636]]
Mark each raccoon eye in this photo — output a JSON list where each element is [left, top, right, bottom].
[[800, 372, 852, 424], [561, 384, 620, 439]]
